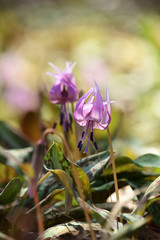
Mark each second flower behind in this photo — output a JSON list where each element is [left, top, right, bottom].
[[47, 61, 79, 132]]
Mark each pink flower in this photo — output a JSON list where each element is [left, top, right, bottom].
[[74, 81, 112, 153], [47, 62, 79, 131]]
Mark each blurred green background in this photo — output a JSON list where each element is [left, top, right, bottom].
[[0, 0, 160, 156]]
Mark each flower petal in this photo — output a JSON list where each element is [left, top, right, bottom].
[[74, 88, 93, 125], [48, 62, 78, 104], [90, 82, 103, 121], [48, 62, 63, 75]]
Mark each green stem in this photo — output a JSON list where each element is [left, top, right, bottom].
[[63, 129, 96, 240], [30, 181, 44, 240], [69, 158, 96, 240], [107, 127, 119, 202], [71, 103, 81, 160]]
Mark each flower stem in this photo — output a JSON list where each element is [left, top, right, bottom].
[[71, 103, 81, 160], [69, 158, 96, 240], [30, 181, 44, 240], [107, 127, 119, 202], [42, 128, 96, 239]]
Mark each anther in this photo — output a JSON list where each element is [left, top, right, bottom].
[[60, 112, 64, 125], [94, 142, 98, 150], [65, 121, 69, 132], [69, 123, 73, 132], [53, 122, 57, 129], [90, 132, 94, 142], [77, 140, 83, 150], [69, 113, 73, 124], [82, 131, 85, 138]]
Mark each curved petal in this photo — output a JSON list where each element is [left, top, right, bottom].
[[49, 84, 63, 104], [48, 62, 63, 75], [67, 85, 78, 102], [48, 62, 79, 104], [90, 82, 103, 121], [74, 88, 93, 123], [97, 110, 111, 130], [105, 86, 111, 113], [82, 103, 93, 118]]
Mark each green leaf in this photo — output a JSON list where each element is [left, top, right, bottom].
[[0, 121, 32, 149], [0, 177, 22, 205], [120, 213, 145, 223], [147, 201, 160, 227], [105, 156, 141, 175], [134, 154, 160, 168], [44, 143, 91, 198], [134, 176, 160, 215], [50, 169, 74, 196], [65, 189, 73, 213], [144, 176, 160, 199]]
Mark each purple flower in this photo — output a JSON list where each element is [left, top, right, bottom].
[[74, 81, 112, 153], [47, 62, 79, 131]]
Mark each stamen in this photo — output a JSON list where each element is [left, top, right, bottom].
[[60, 112, 64, 125], [61, 85, 68, 98], [65, 121, 69, 132], [94, 141, 98, 150], [69, 113, 73, 124], [90, 132, 94, 142], [53, 122, 57, 129], [82, 131, 85, 138], [77, 140, 83, 150], [68, 123, 73, 132]]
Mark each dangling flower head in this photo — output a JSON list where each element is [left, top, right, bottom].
[[47, 61, 79, 131], [74, 81, 112, 153]]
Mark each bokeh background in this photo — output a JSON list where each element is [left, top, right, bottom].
[[0, 0, 160, 157]]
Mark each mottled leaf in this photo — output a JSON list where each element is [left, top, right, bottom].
[[120, 213, 144, 222], [83, 152, 111, 182], [38, 221, 101, 240], [76, 151, 110, 168], [0, 147, 33, 165], [44, 143, 91, 198], [78, 197, 120, 229]]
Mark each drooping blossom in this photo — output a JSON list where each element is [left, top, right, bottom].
[[74, 81, 112, 153], [47, 62, 79, 131]]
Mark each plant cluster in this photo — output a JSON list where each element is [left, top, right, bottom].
[[0, 62, 160, 240]]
